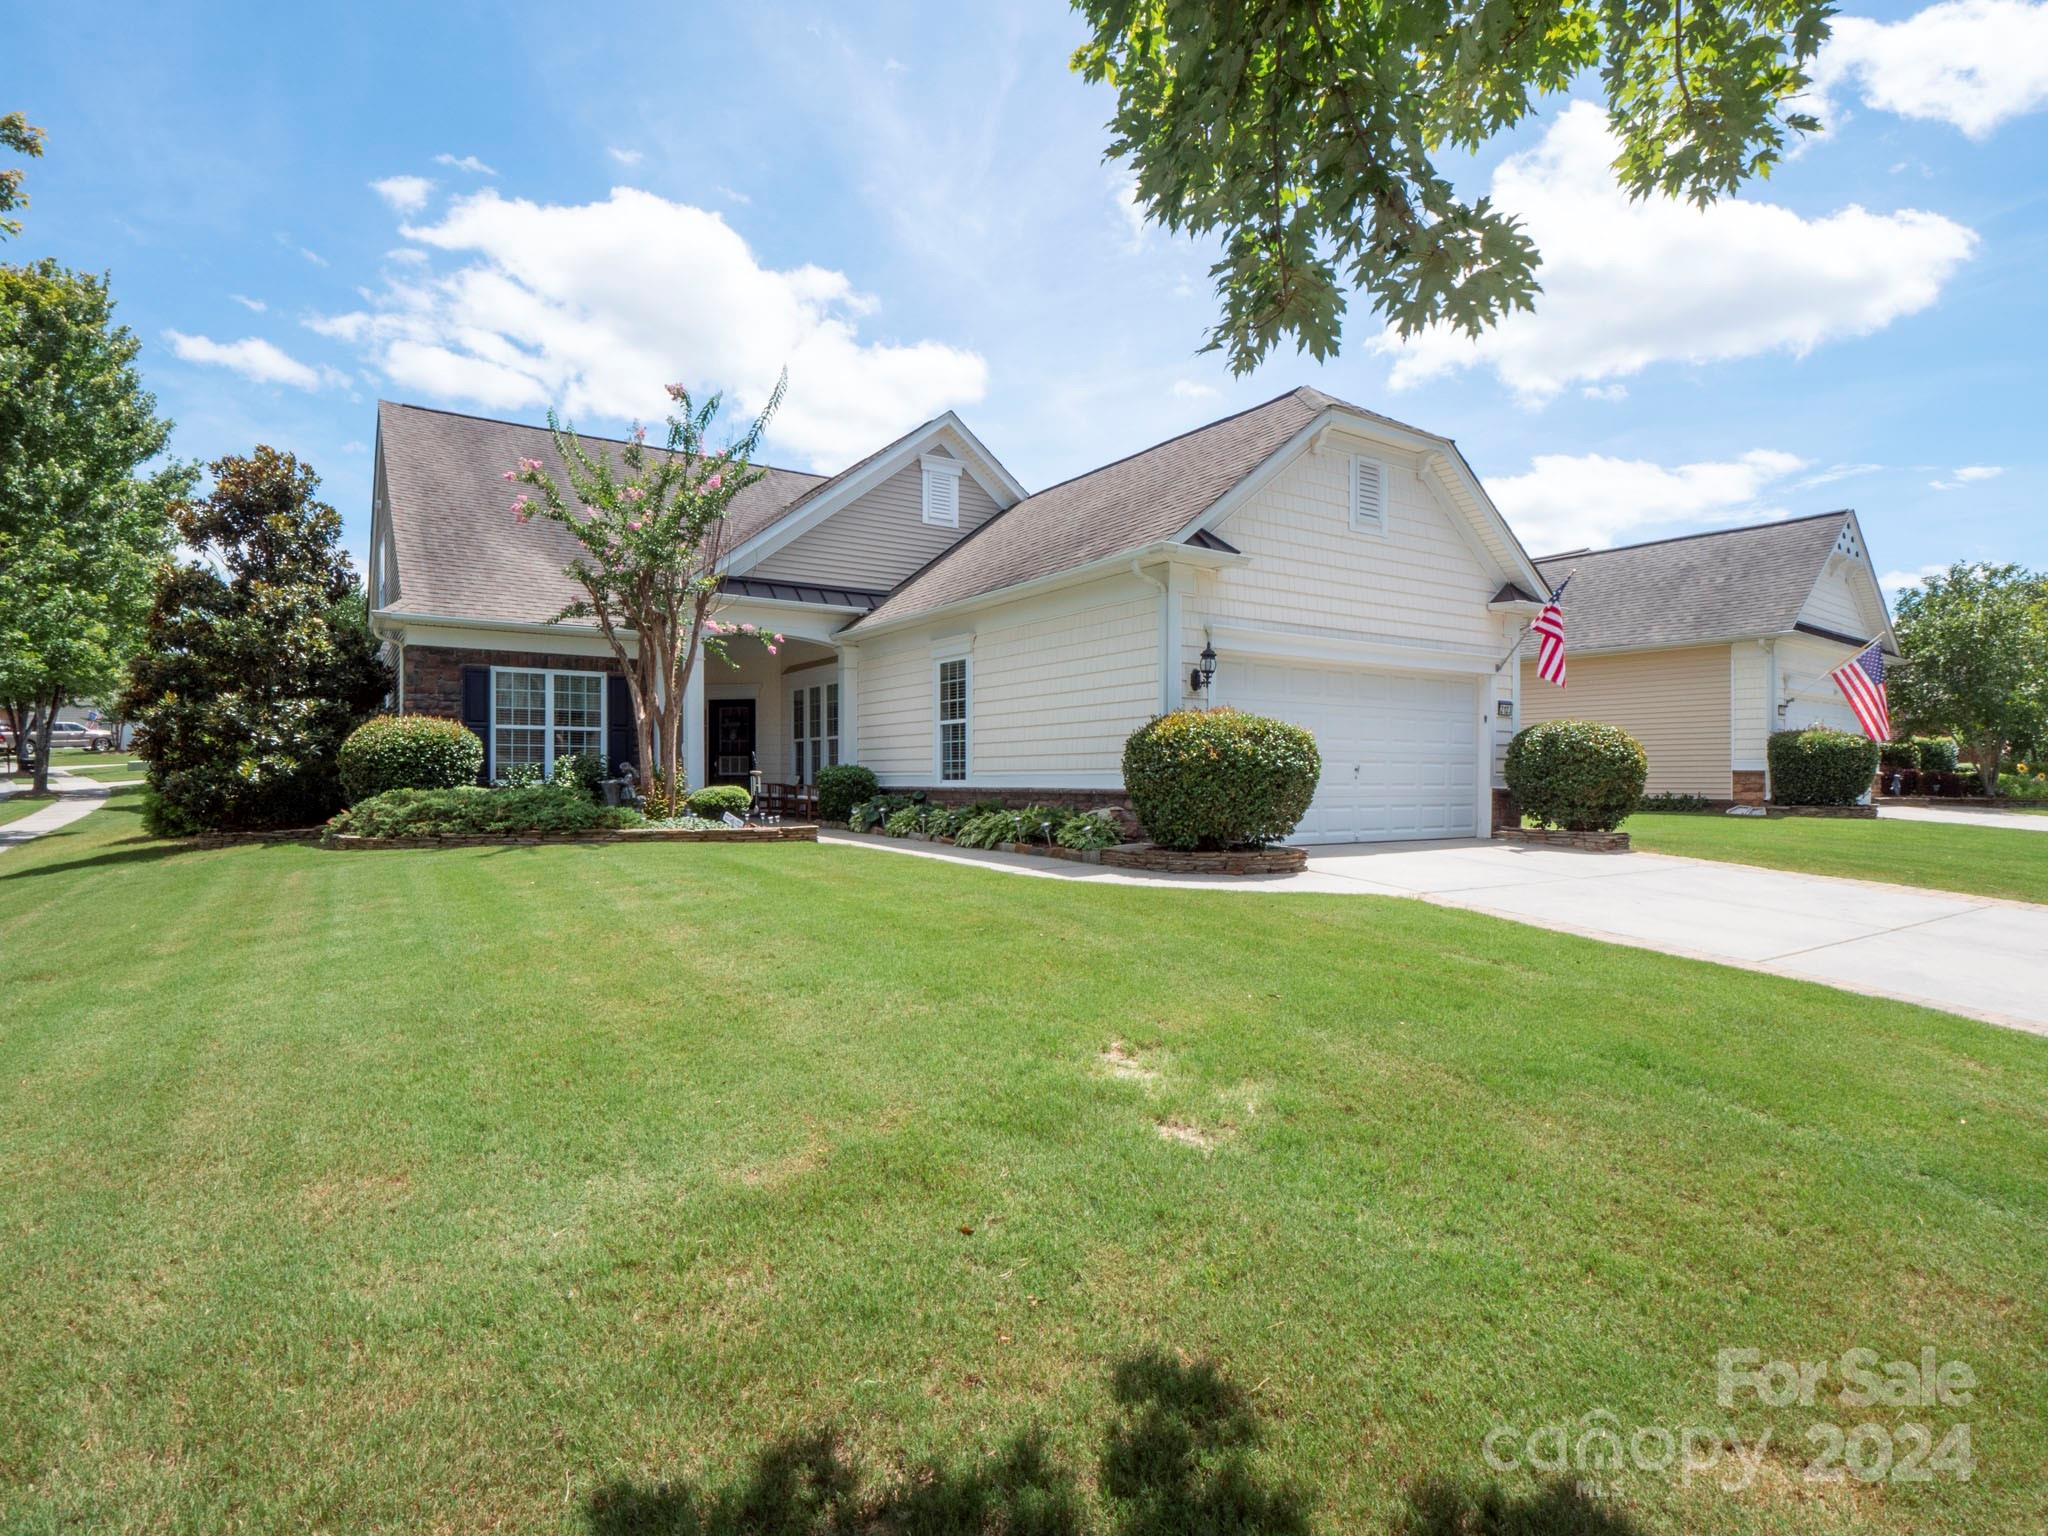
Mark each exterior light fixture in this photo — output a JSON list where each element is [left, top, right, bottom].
[[1190, 642, 1218, 695]]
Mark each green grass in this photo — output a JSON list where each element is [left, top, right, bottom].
[[1623, 811, 2048, 903], [2, 791, 2044, 1534], [0, 793, 56, 828]]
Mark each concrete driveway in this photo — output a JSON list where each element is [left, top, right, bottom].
[[826, 830, 2048, 1035], [1879, 804, 2048, 832], [1304, 842, 2048, 1035]]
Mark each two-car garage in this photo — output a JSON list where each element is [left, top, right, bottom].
[[1214, 659, 1484, 845]]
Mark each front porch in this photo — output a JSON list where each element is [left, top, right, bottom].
[[694, 630, 843, 793]]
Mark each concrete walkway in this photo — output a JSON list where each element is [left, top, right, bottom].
[[0, 769, 140, 852], [1879, 803, 2048, 832], [822, 830, 2048, 1036]]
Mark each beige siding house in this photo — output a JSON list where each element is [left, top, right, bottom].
[[365, 389, 1556, 843], [1519, 513, 1897, 802]]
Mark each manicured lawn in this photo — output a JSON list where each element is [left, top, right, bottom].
[[0, 793, 55, 828], [1623, 811, 2048, 904], [3, 792, 2044, 1533]]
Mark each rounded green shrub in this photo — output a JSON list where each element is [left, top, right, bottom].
[[686, 784, 752, 818], [1914, 735, 1959, 773], [814, 763, 878, 822], [337, 715, 484, 805], [1767, 727, 1880, 806], [1504, 719, 1648, 832], [1121, 708, 1321, 851], [1878, 739, 1921, 772]]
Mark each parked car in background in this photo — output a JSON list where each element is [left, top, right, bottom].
[[43, 721, 117, 752]]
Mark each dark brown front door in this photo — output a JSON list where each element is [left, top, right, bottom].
[[708, 699, 756, 784]]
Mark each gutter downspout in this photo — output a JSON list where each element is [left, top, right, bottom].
[[1762, 638, 1778, 802], [1130, 558, 1173, 715]]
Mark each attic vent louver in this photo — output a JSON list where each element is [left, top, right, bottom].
[[1349, 455, 1386, 534]]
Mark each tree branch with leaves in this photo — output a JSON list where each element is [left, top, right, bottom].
[[508, 375, 789, 805], [1070, 0, 1831, 373]]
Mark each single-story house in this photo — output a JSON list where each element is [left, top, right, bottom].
[[367, 387, 1558, 843], [1518, 511, 1899, 803]]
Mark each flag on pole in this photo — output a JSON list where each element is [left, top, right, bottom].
[[1828, 640, 1891, 741], [1531, 576, 1570, 687]]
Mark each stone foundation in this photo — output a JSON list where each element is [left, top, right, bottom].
[[1495, 827, 1631, 852], [1731, 770, 1766, 805], [1491, 787, 1520, 833], [1099, 843, 1308, 875]]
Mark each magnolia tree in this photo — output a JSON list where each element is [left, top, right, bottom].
[[509, 376, 788, 801]]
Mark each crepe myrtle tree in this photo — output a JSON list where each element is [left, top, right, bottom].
[[508, 374, 789, 800]]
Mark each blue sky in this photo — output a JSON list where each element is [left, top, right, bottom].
[[12, 1, 2045, 599]]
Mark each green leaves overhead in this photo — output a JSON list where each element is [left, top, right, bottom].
[[1070, 0, 1833, 372]]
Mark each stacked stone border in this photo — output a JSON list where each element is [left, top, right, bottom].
[[850, 828, 1307, 876], [326, 824, 818, 850], [1764, 804, 1877, 820], [1494, 827, 1631, 853]]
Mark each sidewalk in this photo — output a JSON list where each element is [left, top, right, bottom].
[[0, 769, 141, 852]]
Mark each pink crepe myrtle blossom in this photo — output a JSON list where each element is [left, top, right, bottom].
[[623, 485, 645, 501], [627, 519, 643, 531], [518, 457, 542, 472], [632, 424, 646, 443], [502, 469, 517, 481], [665, 382, 688, 401], [773, 633, 785, 644], [705, 472, 722, 491], [766, 644, 778, 655]]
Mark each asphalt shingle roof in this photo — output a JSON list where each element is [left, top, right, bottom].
[[850, 387, 1437, 630], [1532, 511, 1856, 653], [376, 401, 827, 626]]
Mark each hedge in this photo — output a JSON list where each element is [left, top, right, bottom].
[[337, 715, 484, 805], [685, 784, 752, 818], [1768, 727, 1880, 806], [326, 784, 639, 839], [1122, 709, 1320, 850], [1503, 720, 1647, 832], [814, 763, 878, 822], [1878, 739, 1921, 772], [1914, 736, 1960, 773]]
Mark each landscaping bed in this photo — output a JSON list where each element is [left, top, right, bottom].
[[1765, 802, 1878, 819], [327, 824, 816, 849]]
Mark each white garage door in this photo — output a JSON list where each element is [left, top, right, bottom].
[[1217, 660, 1482, 844]]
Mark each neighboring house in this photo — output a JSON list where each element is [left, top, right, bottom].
[[1518, 512, 1898, 803], [367, 388, 1552, 843]]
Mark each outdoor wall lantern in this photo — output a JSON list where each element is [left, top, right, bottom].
[[1190, 642, 1218, 695]]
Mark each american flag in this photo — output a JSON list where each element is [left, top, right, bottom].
[[1828, 641, 1891, 741], [1531, 576, 1570, 687]]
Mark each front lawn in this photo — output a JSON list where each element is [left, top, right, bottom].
[[1624, 811, 2048, 903], [0, 793, 55, 828], [2, 792, 2044, 1533]]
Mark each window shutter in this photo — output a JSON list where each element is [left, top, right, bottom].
[[605, 673, 634, 776], [1351, 456, 1386, 533], [460, 666, 492, 783]]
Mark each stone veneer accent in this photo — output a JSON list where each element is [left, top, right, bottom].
[[1731, 770, 1766, 805], [1494, 827, 1631, 852], [401, 642, 616, 718], [1764, 803, 1877, 819], [1491, 788, 1520, 832], [1099, 843, 1308, 875]]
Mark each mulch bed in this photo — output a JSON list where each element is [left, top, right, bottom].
[[325, 825, 817, 850], [858, 829, 1308, 876]]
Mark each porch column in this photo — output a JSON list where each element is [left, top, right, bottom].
[[683, 659, 707, 791], [837, 647, 859, 764]]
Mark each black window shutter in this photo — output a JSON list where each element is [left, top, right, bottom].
[[460, 667, 492, 783], [606, 673, 634, 775]]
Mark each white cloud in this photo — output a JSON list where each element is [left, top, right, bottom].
[[384, 247, 429, 265], [1487, 448, 1809, 554], [163, 331, 345, 391], [300, 247, 329, 268], [1930, 463, 2004, 489], [1581, 383, 1628, 402], [1881, 563, 1949, 596], [607, 146, 643, 167], [434, 153, 497, 175], [370, 175, 436, 213], [1109, 168, 1149, 251], [229, 293, 266, 312], [310, 187, 988, 465], [1379, 102, 1978, 402], [1794, 462, 1884, 490], [1812, 1, 2048, 138], [718, 185, 752, 206], [1170, 379, 1217, 400]]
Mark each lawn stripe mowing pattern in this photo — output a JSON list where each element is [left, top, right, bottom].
[[1, 789, 2043, 1534], [1622, 811, 2048, 904]]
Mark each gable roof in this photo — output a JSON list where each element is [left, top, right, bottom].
[[1531, 511, 1891, 654], [374, 401, 827, 626], [850, 387, 1491, 631]]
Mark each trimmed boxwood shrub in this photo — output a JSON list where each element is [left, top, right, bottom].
[[1914, 735, 1959, 773], [685, 784, 752, 818], [551, 749, 608, 802], [1878, 739, 1921, 772], [1768, 727, 1880, 806], [337, 715, 484, 805], [1122, 708, 1321, 850], [326, 784, 639, 839], [1504, 720, 1648, 832], [814, 763, 878, 822]]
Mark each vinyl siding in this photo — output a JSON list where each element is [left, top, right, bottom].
[[1798, 554, 1885, 640], [750, 444, 1002, 591], [850, 572, 1160, 787], [1731, 642, 1771, 769], [1775, 634, 1865, 737], [1519, 645, 1733, 795]]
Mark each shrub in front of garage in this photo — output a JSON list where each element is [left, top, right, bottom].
[[1504, 720, 1647, 832], [1122, 708, 1320, 850], [1768, 727, 1880, 806], [338, 715, 486, 804]]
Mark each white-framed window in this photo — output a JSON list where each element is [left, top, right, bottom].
[[1348, 454, 1387, 535], [935, 657, 969, 782], [492, 667, 605, 775], [921, 455, 963, 528], [790, 679, 840, 785]]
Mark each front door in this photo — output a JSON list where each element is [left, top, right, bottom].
[[708, 699, 756, 784]]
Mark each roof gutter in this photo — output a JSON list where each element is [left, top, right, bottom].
[[371, 607, 636, 642]]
